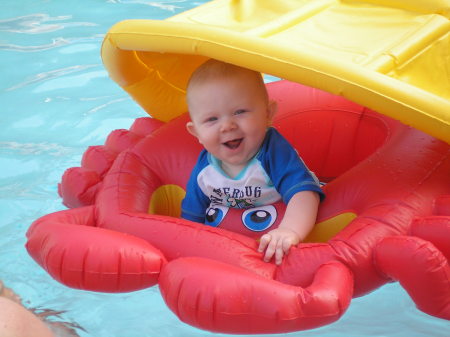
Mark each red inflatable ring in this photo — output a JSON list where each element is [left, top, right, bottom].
[[26, 81, 450, 334]]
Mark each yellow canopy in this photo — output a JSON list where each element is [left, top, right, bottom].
[[101, 0, 450, 143]]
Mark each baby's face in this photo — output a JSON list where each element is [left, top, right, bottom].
[[187, 72, 274, 176]]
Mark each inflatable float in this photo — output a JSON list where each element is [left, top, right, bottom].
[[26, 0, 450, 334]]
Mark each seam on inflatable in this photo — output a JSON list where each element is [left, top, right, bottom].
[[81, 246, 89, 290]]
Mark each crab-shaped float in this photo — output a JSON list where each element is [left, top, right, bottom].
[[26, 0, 449, 334]]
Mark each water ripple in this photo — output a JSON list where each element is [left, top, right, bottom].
[[0, 14, 100, 52], [106, 0, 181, 12], [85, 97, 130, 115], [0, 14, 97, 34], [0, 141, 73, 157], [6, 64, 100, 91], [0, 37, 70, 52]]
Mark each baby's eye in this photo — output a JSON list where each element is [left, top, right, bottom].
[[204, 116, 218, 123], [234, 109, 247, 115]]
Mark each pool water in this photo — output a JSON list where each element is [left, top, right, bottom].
[[0, 1, 448, 336]]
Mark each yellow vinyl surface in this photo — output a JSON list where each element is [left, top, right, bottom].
[[102, 0, 450, 143]]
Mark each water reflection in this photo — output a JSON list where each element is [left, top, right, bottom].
[[0, 38, 69, 52], [0, 14, 96, 34], [0, 14, 99, 52], [6, 64, 100, 91], [106, 0, 181, 12]]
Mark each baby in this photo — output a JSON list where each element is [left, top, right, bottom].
[[181, 59, 324, 265]]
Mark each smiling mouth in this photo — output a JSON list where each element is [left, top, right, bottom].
[[223, 138, 243, 149]]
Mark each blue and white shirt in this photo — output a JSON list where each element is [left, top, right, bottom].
[[181, 127, 324, 229]]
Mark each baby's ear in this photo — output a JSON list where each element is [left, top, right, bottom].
[[267, 100, 278, 122], [186, 121, 198, 138]]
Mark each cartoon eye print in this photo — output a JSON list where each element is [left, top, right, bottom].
[[241, 205, 277, 231], [205, 205, 229, 227]]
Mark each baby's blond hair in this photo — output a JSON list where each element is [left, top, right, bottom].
[[186, 59, 268, 105]]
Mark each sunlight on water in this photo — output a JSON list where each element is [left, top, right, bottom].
[[0, 1, 448, 336]]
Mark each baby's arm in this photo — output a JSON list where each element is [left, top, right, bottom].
[[258, 190, 320, 265]]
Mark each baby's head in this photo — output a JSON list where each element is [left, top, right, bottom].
[[186, 59, 276, 176], [186, 59, 269, 106]]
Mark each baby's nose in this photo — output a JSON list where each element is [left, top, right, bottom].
[[220, 118, 237, 132]]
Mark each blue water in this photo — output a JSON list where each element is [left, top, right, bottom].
[[0, 1, 448, 336]]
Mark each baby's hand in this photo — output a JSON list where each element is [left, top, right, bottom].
[[258, 228, 300, 265]]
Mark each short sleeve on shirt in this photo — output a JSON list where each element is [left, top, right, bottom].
[[258, 128, 324, 203], [181, 150, 210, 222]]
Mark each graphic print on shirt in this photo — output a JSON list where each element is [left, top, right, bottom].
[[197, 160, 283, 212], [209, 185, 263, 209]]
